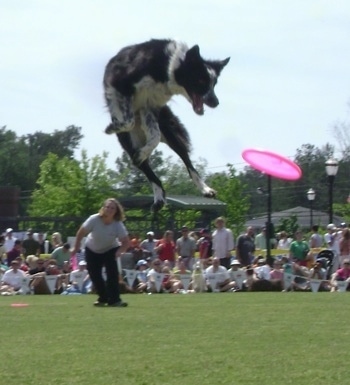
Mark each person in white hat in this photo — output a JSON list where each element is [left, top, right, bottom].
[[69, 260, 91, 294], [4, 228, 17, 253], [140, 231, 158, 260], [324, 223, 340, 273]]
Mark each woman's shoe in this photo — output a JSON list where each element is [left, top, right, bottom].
[[108, 301, 128, 307], [93, 301, 107, 307]]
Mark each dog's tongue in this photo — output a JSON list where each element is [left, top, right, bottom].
[[192, 94, 204, 115]]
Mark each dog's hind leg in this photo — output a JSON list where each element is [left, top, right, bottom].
[[158, 106, 217, 198], [133, 109, 161, 166], [117, 132, 166, 212], [138, 160, 166, 211]]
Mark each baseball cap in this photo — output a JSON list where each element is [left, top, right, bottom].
[[146, 231, 154, 236], [230, 259, 241, 266], [78, 260, 87, 266], [6, 228, 13, 233], [327, 223, 336, 230], [136, 259, 148, 267]]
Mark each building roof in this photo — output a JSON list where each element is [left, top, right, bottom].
[[119, 195, 227, 211], [246, 206, 345, 229]]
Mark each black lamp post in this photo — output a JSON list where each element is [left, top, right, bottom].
[[306, 188, 316, 230], [257, 175, 273, 266], [325, 158, 339, 224]]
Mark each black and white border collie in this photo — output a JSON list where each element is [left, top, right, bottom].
[[103, 39, 229, 211]]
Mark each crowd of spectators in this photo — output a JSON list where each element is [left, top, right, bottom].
[[1, 219, 350, 295]]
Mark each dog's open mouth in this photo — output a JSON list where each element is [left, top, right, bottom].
[[191, 94, 204, 115]]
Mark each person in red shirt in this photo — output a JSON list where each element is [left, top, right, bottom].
[[154, 230, 175, 267]]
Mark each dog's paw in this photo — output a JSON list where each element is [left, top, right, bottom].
[[203, 187, 217, 198], [151, 200, 165, 212], [105, 123, 116, 135]]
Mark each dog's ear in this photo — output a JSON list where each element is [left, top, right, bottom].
[[186, 45, 201, 62], [208, 57, 230, 75]]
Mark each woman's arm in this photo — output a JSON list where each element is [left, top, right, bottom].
[[116, 236, 130, 258], [71, 226, 89, 255]]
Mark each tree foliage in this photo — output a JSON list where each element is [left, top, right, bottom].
[[208, 164, 250, 235], [28, 151, 118, 223]]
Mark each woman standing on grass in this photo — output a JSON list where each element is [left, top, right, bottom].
[[71, 198, 130, 307]]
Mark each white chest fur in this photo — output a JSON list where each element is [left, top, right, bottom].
[[132, 76, 187, 111]]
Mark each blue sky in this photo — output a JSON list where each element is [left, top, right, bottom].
[[1, 0, 350, 174]]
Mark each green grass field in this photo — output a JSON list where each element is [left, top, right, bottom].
[[0, 292, 348, 385]]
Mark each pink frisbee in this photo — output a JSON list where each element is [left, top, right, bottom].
[[10, 303, 29, 308], [242, 148, 302, 180]]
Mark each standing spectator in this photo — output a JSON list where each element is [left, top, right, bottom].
[[175, 226, 197, 270], [0, 235, 6, 263], [4, 228, 17, 253], [140, 231, 158, 260], [212, 217, 234, 269], [324, 223, 340, 272], [71, 197, 129, 307], [50, 243, 71, 269], [154, 230, 176, 267], [289, 230, 313, 267], [309, 225, 323, 249], [197, 229, 213, 263], [51, 232, 63, 250], [277, 231, 291, 249], [38, 232, 52, 254], [235, 226, 255, 266], [6, 240, 22, 267], [22, 229, 40, 257]]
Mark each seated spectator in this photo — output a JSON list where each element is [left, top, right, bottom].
[[147, 259, 163, 293], [50, 243, 71, 269], [309, 259, 330, 291], [205, 257, 235, 292], [67, 260, 91, 294], [16, 256, 29, 273], [28, 259, 63, 294], [135, 259, 148, 293], [270, 259, 284, 281], [172, 259, 192, 292], [161, 266, 175, 292], [331, 259, 350, 292], [254, 257, 271, 280], [0, 260, 26, 294]]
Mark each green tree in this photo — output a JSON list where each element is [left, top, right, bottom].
[[28, 151, 119, 235], [208, 164, 249, 236]]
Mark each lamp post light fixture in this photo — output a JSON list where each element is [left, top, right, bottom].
[[325, 158, 339, 224], [306, 188, 316, 230]]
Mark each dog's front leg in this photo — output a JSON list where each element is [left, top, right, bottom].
[[104, 88, 135, 134]]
